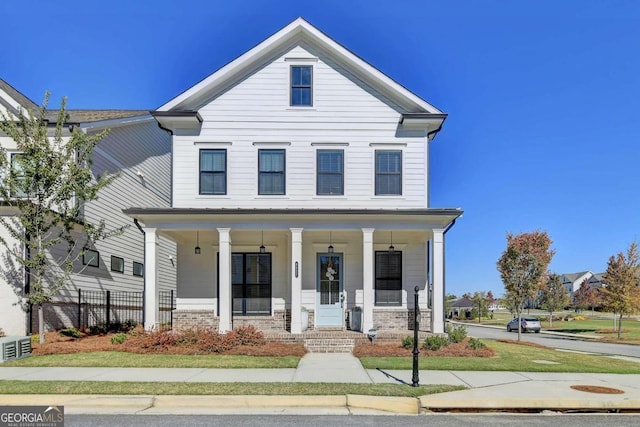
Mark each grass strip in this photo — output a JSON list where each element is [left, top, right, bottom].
[[3, 352, 300, 368], [0, 381, 463, 397], [360, 340, 640, 373]]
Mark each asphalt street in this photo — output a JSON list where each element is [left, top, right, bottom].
[[66, 414, 640, 427], [463, 323, 640, 359]]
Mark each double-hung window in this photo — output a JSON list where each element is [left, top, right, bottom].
[[317, 150, 344, 195], [375, 251, 402, 306], [110, 256, 124, 273], [375, 150, 402, 195], [258, 149, 285, 195], [290, 65, 312, 106], [10, 153, 27, 198], [199, 149, 226, 195]]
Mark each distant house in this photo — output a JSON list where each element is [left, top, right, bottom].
[[448, 297, 474, 318], [560, 271, 593, 297]]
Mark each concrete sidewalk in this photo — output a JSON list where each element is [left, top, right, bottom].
[[1, 353, 640, 414]]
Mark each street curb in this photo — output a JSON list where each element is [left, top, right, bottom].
[[0, 394, 418, 415]]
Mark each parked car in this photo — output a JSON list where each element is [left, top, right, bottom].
[[507, 317, 541, 333]]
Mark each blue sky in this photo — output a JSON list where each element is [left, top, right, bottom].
[[2, 1, 639, 297]]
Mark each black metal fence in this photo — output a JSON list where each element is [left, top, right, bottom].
[[77, 289, 175, 330]]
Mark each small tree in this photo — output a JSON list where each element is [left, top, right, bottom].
[[573, 279, 599, 313], [497, 231, 555, 341], [0, 94, 124, 343], [600, 242, 640, 339], [470, 291, 491, 323], [537, 273, 569, 327]]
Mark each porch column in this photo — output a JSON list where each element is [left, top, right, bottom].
[[362, 228, 375, 333], [290, 228, 303, 334], [217, 228, 232, 333], [432, 228, 445, 334], [143, 227, 158, 330]]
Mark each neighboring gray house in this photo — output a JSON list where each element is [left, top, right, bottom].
[[0, 79, 176, 336], [125, 18, 462, 336], [560, 271, 593, 297], [447, 297, 474, 319]]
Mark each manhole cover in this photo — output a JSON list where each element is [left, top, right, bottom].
[[570, 385, 625, 394]]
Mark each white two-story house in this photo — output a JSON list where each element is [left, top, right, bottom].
[[0, 79, 176, 336], [125, 18, 462, 335]]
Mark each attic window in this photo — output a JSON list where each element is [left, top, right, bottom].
[[290, 66, 312, 106]]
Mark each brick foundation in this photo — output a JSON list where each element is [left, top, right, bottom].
[[373, 308, 432, 331], [173, 310, 218, 331]]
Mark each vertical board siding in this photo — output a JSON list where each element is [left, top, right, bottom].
[[173, 44, 429, 209]]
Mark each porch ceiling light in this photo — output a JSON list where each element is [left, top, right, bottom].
[[388, 231, 395, 253], [328, 231, 334, 253], [260, 230, 266, 254], [195, 231, 201, 255]]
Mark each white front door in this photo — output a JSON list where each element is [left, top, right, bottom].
[[316, 253, 344, 327]]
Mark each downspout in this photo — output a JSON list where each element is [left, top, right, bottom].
[[133, 219, 146, 325]]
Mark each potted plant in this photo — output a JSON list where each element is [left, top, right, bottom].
[[350, 306, 362, 332]]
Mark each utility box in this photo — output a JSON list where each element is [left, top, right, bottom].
[[0, 336, 32, 362]]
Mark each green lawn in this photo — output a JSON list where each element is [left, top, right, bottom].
[[360, 339, 640, 373], [0, 381, 463, 397], [3, 352, 301, 368]]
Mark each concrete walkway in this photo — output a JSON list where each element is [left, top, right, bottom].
[[1, 353, 640, 414]]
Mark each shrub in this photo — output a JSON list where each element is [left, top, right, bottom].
[[88, 324, 108, 335], [447, 324, 467, 343], [466, 337, 486, 350], [111, 333, 128, 345], [59, 328, 82, 339], [573, 315, 586, 321], [423, 335, 449, 351], [401, 335, 414, 349]]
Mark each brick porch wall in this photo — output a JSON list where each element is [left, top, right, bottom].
[[373, 308, 432, 331], [173, 310, 218, 331]]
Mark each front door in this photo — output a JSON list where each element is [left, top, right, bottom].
[[316, 253, 344, 327]]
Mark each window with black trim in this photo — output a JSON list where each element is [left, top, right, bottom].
[[111, 256, 124, 273], [133, 261, 144, 277], [290, 66, 312, 106], [10, 153, 27, 198], [258, 149, 285, 195], [199, 149, 226, 195], [375, 251, 402, 306], [228, 253, 271, 316], [317, 149, 343, 195], [83, 249, 99, 267], [375, 150, 402, 195]]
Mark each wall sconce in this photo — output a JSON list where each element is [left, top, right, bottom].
[[388, 231, 395, 253], [195, 231, 201, 255], [328, 231, 334, 253], [260, 230, 265, 253]]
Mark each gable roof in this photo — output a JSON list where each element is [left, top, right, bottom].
[[0, 78, 40, 114], [157, 17, 443, 116], [450, 297, 474, 308], [561, 271, 592, 283]]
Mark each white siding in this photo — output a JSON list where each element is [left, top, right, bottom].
[[0, 216, 27, 336], [50, 120, 176, 298], [173, 44, 429, 209]]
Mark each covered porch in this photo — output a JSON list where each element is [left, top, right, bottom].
[[123, 208, 461, 335]]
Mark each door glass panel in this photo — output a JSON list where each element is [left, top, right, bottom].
[[319, 255, 341, 305]]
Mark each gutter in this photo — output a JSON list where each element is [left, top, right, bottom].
[[133, 219, 146, 325]]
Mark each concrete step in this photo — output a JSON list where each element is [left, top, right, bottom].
[[304, 338, 355, 353]]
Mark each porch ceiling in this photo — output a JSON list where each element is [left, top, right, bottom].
[[123, 207, 463, 231]]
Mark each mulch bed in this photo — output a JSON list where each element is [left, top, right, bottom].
[[353, 339, 495, 358]]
